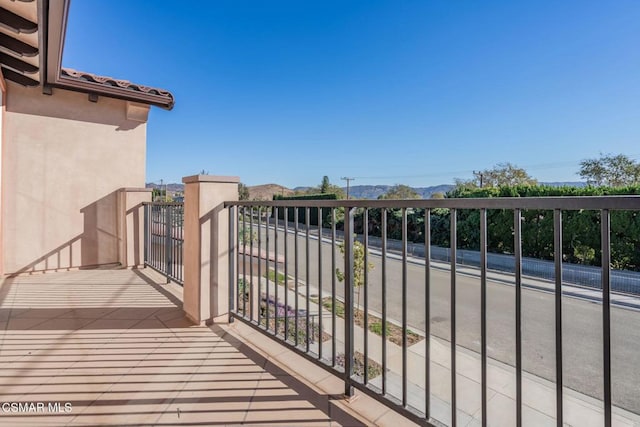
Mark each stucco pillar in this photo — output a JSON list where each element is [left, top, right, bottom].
[[182, 175, 239, 325], [117, 188, 152, 268]]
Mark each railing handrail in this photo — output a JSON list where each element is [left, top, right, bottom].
[[226, 195, 640, 210], [143, 201, 184, 206]]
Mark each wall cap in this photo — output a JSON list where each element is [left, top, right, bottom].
[[182, 175, 240, 184]]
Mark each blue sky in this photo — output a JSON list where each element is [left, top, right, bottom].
[[63, 1, 639, 188]]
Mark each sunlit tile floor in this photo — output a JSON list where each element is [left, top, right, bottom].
[[0, 269, 362, 426]]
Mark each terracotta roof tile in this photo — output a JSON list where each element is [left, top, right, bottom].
[[60, 68, 175, 109]]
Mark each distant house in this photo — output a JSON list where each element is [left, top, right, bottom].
[[0, 0, 173, 275]]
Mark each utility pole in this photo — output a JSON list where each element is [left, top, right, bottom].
[[341, 177, 355, 199], [159, 179, 164, 201]]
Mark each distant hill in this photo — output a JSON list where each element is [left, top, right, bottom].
[[146, 182, 184, 192], [248, 184, 294, 200], [342, 182, 587, 199], [346, 185, 454, 199], [145, 181, 588, 200], [293, 186, 312, 193]]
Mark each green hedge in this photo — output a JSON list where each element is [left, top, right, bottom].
[[443, 185, 640, 270], [273, 193, 339, 201], [447, 184, 640, 198], [271, 186, 640, 270], [273, 193, 338, 226]]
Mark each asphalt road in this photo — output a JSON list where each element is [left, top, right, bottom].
[[250, 225, 640, 414]]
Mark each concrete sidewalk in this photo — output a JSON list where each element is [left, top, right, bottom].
[[255, 275, 640, 426]]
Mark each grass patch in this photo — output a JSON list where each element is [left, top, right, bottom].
[[336, 351, 383, 379], [322, 298, 345, 318], [368, 320, 390, 336], [263, 269, 288, 286], [322, 298, 422, 346]]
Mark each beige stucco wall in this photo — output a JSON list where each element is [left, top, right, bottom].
[[1, 82, 148, 274], [0, 89, 4, 275], [117, 188, 152, 268]]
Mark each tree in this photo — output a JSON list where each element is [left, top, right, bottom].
[[320, 176, 331, 194], [378, 184, 421, 200], [336, 239, 374, 311], [238, 183, 250, 200], [152, 188, 165, 201], [455, 163, 537, 188], [579, 153, 640, 187], [298, 176, 346, 199]]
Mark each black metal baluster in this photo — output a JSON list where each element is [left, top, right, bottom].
[[275, 207, 280, 333], [480, 208, 488, 426], [284, 208, 289, 340], [344, 207, 355, 397], [450, 208, 457, 427], [601, 209, 612, 427], [402, 208, 408, 407], [228, 205, 235, 323], [167, 206, 172, 281], [382, 208, 388, 395], [332, 207, 337, 366], [425, 208, 431, 419], [242, 207, 247, 317], [514, 209, 523, 427], [553, 209, 563, 426], [144, 204, 148, 265], [306, 207, 311, 353], [250, 207, 255, 322], [294, 207, 299, 345], [318, 207, 323, 361], [257, 207, 262, 327], [363, 208, 369, 384]]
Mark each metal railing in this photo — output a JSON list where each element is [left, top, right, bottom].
[[225, 197, 640, 427], [272, 221, 640, 295], [143, 202, 184, 285]]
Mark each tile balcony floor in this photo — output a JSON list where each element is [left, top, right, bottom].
[[0, 269, 371, 427]]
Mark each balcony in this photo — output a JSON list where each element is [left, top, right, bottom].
[[3, 175, 640, 426], [0, 269, 369, 426]]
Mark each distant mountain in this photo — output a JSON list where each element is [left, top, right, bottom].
[[144, 181, 588, 200], [345, 185, 454, 199], [293, 186, 312, 193], [345, 182, 587, 199], [248, 184, 294, 200], [146, 182, 184, 192], [342, 185, 390, 199]]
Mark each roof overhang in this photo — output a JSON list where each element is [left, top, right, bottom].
[[0, 0, 174, 110], [0, 0, 40, 89]]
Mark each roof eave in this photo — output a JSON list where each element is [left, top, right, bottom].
[[41, 0, 174, 110], [52, 76, 174, 109]]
